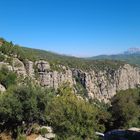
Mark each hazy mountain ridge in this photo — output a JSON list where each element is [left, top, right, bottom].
[[124, 47, 140, 54], [89, 48, 140, 66]]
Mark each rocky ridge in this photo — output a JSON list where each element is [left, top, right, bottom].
[[1, 57, 140, 102]]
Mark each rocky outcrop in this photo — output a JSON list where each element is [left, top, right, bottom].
[[34, 60, 75, 89], [35, 60, 51, 72], [0, 84, 6, 92], [117, 64, 140, 90], [35, 126, 56, 140], [35, 135, 49, 140], [2, 57, 140, 102], [73, 64, 140, 102], [25, 60, 35, 77], [12, 58, 27, 76], [21, 60, 140, 102]]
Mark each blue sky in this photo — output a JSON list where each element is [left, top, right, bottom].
[[0, 0, 140, 57]]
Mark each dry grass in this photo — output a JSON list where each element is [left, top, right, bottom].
[[0, 133, 38, 140], [0, 133, 12, 140], [27, 134, 38, 140]]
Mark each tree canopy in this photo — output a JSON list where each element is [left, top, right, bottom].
[[110, 89, 140, 129]]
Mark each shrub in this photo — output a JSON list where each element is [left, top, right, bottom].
[[17, 134, 27, 140], [0, 54, 5, 61], [0, 83, 55, 138], [110, 88, 140, 129], [40, 128, 48, 136], [0, 66, 17, 88], [46, 85, 104, 139]]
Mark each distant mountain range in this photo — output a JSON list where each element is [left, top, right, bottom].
[[124, 48, 140, 54], [89, 48, 140, 66]]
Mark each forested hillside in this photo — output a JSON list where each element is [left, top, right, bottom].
[[90, 53, 140, 67], [0, 38, 124, 71]]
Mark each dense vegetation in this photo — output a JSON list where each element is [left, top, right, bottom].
[[0, 83, 55, 138], [0, 69, 140, 140], [109, 89, 140, 130], [0, 80, 108, 139], [46, 86, 104, 139], [0, 66, 17, 89]]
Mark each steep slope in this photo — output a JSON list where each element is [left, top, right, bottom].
[[26, 61, 140, 102], [0, 38, 140, 103]]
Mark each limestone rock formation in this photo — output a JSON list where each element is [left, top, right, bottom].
[[34, 60, 74, 89], [35, 60, 50, 72], [72, 64, 140, 102], [2, 57, 140, 102], [35, 126, 55, 140], [35, 135, 49, 140], [25, 60, 35, 77], [45, 133, 56, 139], [0, 84, 6, 92], [12, 58, 27, 76]]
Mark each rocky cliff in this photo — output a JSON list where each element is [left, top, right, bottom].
[[73, 64, 140, 102], [1, 57, 140, 102]]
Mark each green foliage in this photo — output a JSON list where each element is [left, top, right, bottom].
[[0, 92, 23, 127], [0, 38, 5, 43], [74, 82, 87, 97], [46, 86, 105, 140], [74, 77, 88, 97], [0, 54, 5, 61], [0, 84, 55, 137], [0, 40, 26, 61], [0, 66, 17, 88], [40, 128, 48, 136], [110, 88, 140, 129], [16, 134, 27, 140]]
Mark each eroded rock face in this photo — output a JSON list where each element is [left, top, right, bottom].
[[37, 67, 74, 89], [35, 60, 50, 72], [2, 58, 140, 102], [72, 69, 117, 102], [23, 60, 140, 102], [117, 64, 140, 90], [25, 60, 35, 77], [73, 64, 140, 102], [12, 58, 27, 76]]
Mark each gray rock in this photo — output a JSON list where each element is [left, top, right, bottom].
[[35, 60, 50, 72], [37, 68, 74, 89], [0, 84, 6, 92], [72, 64, 140, 102], [12, 58, 27, 76], [25, 60, 35, 77], [45, 133, 56, 139], [35, 135, 49, 140], [33, 62, 140, 102], [2, 57, 140, 103]]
